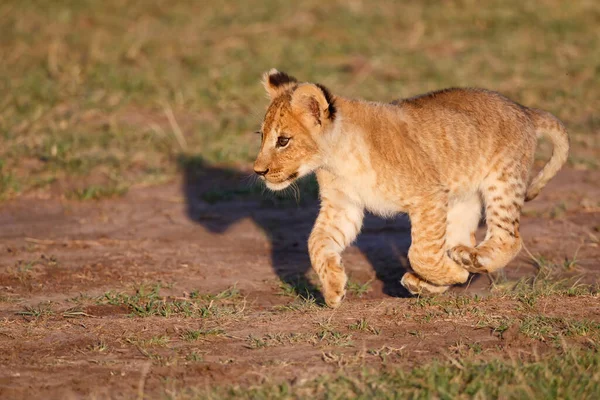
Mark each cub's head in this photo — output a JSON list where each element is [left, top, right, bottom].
[[253, 69, 336, 190]]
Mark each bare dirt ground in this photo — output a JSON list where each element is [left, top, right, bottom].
[[0, 167, 599, 399]]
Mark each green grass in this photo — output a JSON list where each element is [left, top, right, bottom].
[[245, 328, 358, 350], [67, 183, 128, 200], [348, 318, 381, 335], [10, 260, 36, 283], [185, 352, 204, 363], [126, 334, 170, 348], [274, 279, 322, 311], [519, 315, 600, 344], [180, 349, 600, 399], [277, 280, 315, 298], [489, 250, 597, 305], [181, 328, 225, 342], [15, 303, 55, 319], [99, 283, 245, 318], [1, 0, 598, 200], [87, 340, 109, 353], [347, 279, 373, 298], [189, 286, 241, 301], [273, 291, 319, 312], [315, 323, 354, 348]]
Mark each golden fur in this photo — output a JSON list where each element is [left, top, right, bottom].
[[254, 69, 569, 307]]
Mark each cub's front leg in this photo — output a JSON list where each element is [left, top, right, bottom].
[[308, 174, 364, 308]]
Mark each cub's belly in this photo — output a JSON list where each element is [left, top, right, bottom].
[[359, 189, 405, 218]]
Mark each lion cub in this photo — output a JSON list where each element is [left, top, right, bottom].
[[254, 69, 569, 308]]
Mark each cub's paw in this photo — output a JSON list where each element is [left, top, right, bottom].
[[322, 258, 347, 308], [448, 245, 488, 273], [400, 272, 450, 296], [324, 287, 346, 309]]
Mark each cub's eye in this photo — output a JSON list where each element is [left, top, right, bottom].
[[277, 136, 290, 147]]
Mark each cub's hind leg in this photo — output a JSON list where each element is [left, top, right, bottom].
[[448, 170, 525, 273], [401, 194, 470, 296]]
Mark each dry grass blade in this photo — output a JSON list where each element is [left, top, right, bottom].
[[162, 102, 188, 151]]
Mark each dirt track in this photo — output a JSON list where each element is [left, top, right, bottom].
[[0, 167, 599, 399]]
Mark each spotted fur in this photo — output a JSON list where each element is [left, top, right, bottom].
[[254, 69, 569, 307]]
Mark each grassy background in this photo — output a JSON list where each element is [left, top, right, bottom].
[[1, 0, 599, 200], [207, 349, 600, 399]]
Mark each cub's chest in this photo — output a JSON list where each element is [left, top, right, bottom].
[[342, 172, 404, 217]]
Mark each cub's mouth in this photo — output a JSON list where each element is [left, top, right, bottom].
[[263, 171, 298, 191]]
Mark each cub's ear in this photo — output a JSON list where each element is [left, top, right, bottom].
[[290, 83, 336, 127], [262, 68, 297, 99]]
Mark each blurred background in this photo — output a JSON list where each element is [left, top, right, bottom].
[[0, 0, 598, 201]]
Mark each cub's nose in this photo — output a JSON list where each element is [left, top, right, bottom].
[[254, 168, 269, 176]]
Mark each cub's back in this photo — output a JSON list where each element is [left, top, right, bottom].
[[391, 87, 526, 114], [387, 88, 537, 181], [393, 87, 535, 141]]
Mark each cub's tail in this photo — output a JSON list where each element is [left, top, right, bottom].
[[525, 109, 570, 202]]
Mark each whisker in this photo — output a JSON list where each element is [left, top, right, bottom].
[[242, 172, 257, 186], [291, 181, 300, 204], [289, 182, 295, 202]]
